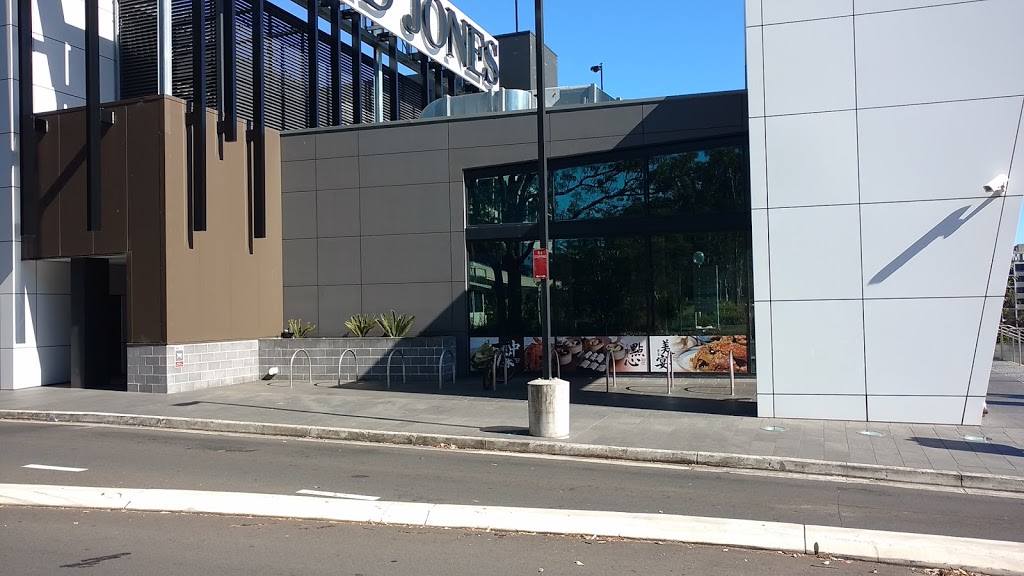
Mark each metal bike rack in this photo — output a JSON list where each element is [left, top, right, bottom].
[[491, 351, 507, 390], [387, 349, 406, 389], [289, 349, 312, 388], [605, 356, 617, 392], [728, 350, 736, 396], [337, 348, 358, 387], [438, 349, 454, 390], [665, 350, 675, 394]]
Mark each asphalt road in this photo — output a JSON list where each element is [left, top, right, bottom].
[[0, 507, 931, 576], [2, 421, 1023, 542]]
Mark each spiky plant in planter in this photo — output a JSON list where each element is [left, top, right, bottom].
[[344, 314, 377, 337], [287, 318, 316, 338], [377, 311, 415, 338]]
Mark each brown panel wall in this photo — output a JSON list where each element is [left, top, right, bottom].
[[162, 100, 284, 344], [125, 100, 168, 344]]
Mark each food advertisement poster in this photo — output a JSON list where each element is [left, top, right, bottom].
[[650, 335, 749, 373], [521, 336, 649, 374], [469, 338, 498, 372]]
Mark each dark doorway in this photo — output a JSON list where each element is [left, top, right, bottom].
[[70, 257, 127, 390]]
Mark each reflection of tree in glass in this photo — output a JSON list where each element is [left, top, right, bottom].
[[552, 160, 646, 221], [649, 147, 747, 215], [468, 240, 539, 338], [467, 172, 539, 225], [552, 237, 648, 336]]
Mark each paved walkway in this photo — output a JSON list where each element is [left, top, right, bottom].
[[1, 363, 1022, 478]]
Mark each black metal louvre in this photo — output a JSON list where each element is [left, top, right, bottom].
[[119, 0, 427, 130]]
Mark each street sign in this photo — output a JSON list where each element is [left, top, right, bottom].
[[533, 248, 548, 279]]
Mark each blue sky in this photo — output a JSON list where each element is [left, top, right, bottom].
[[454, 0, 747, 100]]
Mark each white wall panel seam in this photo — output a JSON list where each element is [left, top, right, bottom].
[[757, 2, 775, 409], [854, 0, 990, 18], [852, 9, 870, 418]]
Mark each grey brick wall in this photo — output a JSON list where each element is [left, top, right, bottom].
[[127, 340, 260, 394], [259, 337, 456, 383]]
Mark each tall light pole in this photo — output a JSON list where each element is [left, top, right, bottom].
[[535, 0, 552, 383], [515, 0, 519, 32], [590, 63, 603, 91]]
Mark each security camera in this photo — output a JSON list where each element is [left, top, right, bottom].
[[984, 174, 1009, 194]]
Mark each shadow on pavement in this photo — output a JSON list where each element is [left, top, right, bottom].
[[912, 437, 1024, 458]]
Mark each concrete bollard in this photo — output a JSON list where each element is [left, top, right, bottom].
[[528, 378, 570, 438]]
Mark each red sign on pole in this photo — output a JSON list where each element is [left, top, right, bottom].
[[533, 248, 549, 279]]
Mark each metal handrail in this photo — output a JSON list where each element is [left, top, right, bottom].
[[386, 349, 406, 389], [438, 349, 454, 390], [337, 348, 357, 387], [289, 349, 312, 388], [998, 324, 1024, 364], [605, 355, 617, 392]]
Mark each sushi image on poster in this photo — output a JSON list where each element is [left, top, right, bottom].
[[521, 336, 648, 374], [469, 337, 499, 372], [650, 335, 749, 373]]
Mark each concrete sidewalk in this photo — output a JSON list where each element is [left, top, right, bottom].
[[2, 362, 1022, 489]]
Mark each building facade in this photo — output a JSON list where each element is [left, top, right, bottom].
[[1, 0, 1022, 427]]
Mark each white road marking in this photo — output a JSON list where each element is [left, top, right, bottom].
[[22, 464, 88, 472], [295, 489, 380, 501]]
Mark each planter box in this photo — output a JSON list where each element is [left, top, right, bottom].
[[259, 337, 456, 382]]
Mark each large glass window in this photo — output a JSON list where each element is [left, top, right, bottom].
[[650, 231, 751, 336], [649, 146, 748, 215], [467, 241, 540, 337], [464, 139, 752, 373], [551, 237, 649, 336], [551, 160, 646, 221], [466, 169, 539, 226]]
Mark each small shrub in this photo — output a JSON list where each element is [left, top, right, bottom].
[[287, 318, 316, 338], [344, 314, 376, 337], [377, 310, 415, 338]]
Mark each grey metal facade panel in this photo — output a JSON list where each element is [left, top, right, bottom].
[[358, 122, 450, 156], [360, 282, 455, 332], [281, 134, 315, 162], [316, 188, 361, 238], [284, 286, 318, 329], [549, 106, 645, 141], [317, 285, 362, 336], [317, 236, 362, 286], [449, 182, 466, 232], [359, 150, 450, 188], [448, 143, 539, 182], [360, 233, 454, 285], [282, 239, 318, 287], [643, 127, 747, 146], [282, 191, 317, 240], [448, 115, 548, 149], [315, 131, 360, 159], [316, 157, 361, 190], [450, 282, 469, 333], [548, 135, 646, 159], [360, 183, 452, 236], [642, 93, 748, 134], [450, 231, 467, 282], [281, 160, 317, 193]]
